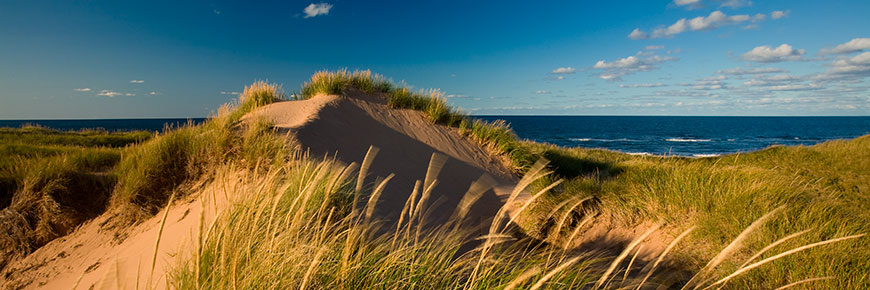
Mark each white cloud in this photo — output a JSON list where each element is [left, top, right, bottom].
[[743, 74, 803, 86], [594, 55, 675, 69], [816, 52, 870, 81], [628, 29, 648, 40], [592, 52, 678, 80], [550, 67, 576, 74], [686, 11, 748, 31], [820, 38, 870, 55], [97, 90, 121, 97], [303, 3, 333, 18], [535, 90, 551, 94], [771, 10, 789, 19], [767, 84, 822, 91], [656, 19, 688, 38], [74, 88, 91, 92], [674, 0, 752, 9], [752, 13, 766, 21], [645, 45, 665, 50], [555, 76, 565, 80], [742, 44, 805, 62], [719, 0, 752, 8], [630, 11, 757, 39], [619, 83, 665, 88], [682, 75, 727, 90], [716, 67, 785, 75], [594, 56, 640, 69], [674, 0, 701, 6]]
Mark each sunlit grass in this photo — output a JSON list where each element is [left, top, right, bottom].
[[167, 144, 864, 289], [518, 136, 870, 289], [0, 127, 150, 269], [113, 83, 290, 215]]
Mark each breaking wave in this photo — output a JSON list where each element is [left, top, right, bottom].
[[665, 138, 712, 142], [569, 138, 641, 142]]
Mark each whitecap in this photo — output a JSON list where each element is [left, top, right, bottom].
[[570, 138, 641, 142], [666, 138, 712, 142], [692, 153, 721, 158]]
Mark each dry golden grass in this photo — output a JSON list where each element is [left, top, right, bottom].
[[164, 142, 861, 289]]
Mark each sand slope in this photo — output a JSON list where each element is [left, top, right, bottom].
[[249, 89, 519, 227], [0, 173, 235, 290]]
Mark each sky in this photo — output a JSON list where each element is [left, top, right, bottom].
[[1, 0, 868, 118]]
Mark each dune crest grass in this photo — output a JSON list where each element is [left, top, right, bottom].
[[112, 81, 289, 216], [299, 69, 537, 172]]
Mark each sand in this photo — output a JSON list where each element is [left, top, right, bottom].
[[1, 89, 525, 289], [249, 88, 520, 227]]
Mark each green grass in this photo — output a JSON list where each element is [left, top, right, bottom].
[[0, 127, 151, 269], [1, 80, 288, 268], [516, 137, 870, 289], [168, 140, 866, 289], [169, 153, 625, 289], [0, 126, 151, 205], [113, 82, 290, 215], [0, 126, 150, 148], [300, 69, 467, 127], [227, 80, 286, 122]]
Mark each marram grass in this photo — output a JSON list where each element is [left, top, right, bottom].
[[166, 145, 863, 289], [113, 81, 290, 216], [298, 69, 537, 172], [0, 127, 150, 269]]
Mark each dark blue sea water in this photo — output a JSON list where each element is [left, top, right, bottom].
[[475, 116, 870, 157], [2, 117, 869, 156]]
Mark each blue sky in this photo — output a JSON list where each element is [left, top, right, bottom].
[[1, 0, 868, 118]]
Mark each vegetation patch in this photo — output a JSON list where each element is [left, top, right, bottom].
[[113, 81, 289, 215], [0, 127, 150, 269]]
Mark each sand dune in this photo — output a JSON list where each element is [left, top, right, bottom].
[[249, 88, 519, 228], [2, 89, 526, 289]]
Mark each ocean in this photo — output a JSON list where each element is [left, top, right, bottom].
[[2, 116, 869, 157], [474, 116, 870, 157]]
